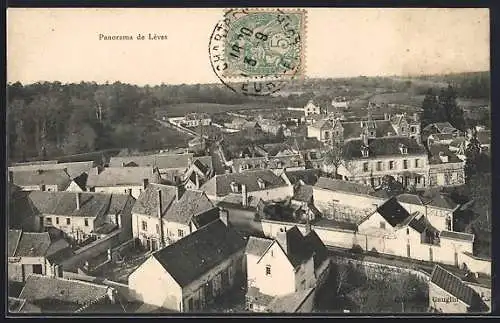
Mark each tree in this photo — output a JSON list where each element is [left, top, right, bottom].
[[379, 175, 404, 196], [464, 130, 482, 180], [323, 143, 343, 177], [421, 88, 442, 128], [439, 84, 465, 131]]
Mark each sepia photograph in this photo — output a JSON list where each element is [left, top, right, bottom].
[[6, 7, 492, 315]]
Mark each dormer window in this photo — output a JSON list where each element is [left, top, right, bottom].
[[400, 144, 408, 155], [361, 147, 369, 158], [230, 181, 239, 193], [257, 178, 265, 189], [369, 131, 375, 137]]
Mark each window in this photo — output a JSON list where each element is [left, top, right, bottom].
[[361, 148, 369, 157], [363, 162, 369, 172], [32, 264, 43, 274], [389, 161, 394, 170], [376, 161, 382, 171], [415, 159, 420, 168], [188, 298, 193, 311], [401, 127, 406, 133], [84, 218, 89, 227], [178, 229, 184, 237], [403, 160, 408, 169], [380, 221, 386, 229], [416, 177, 422, 184], [410, 126, 416, 133], [66, 218, 71, 225], [45, 217, 52, 225], [407, 228, 410, 235], [141, 221, 147, 231], [55, 217, 59, 225], [265, 265, 271, 276], [156, 224, 160, 234]]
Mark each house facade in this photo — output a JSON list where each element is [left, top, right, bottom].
[[128, 220, 246, 312], [304, 100, 321, 117], [86, 166, 161, 199], [245, 226, 330, 312], [427, 144, 465, 187]]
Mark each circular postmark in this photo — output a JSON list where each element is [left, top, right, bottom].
[[209, 8, 306, 96]]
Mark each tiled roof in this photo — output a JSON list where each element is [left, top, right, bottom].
[[314, 177, 375, 196], [396, 193, 424, 206], [245, 236, 273, 256], [8, 230, 72, 259], [285, 169, 321, 186], [152, 220, 246, 287], [8, 230, 22, 257], [9, 161, 94, 179], [164, 190, 214, 224], [421, 190, 459, 210], [19, 274, 111, 310], [429, 133, 455, 141], [267, 288, 315, 313], [11, 169, 72, 190], [342, 120, 395, 139], [86, 167, 158, 187], [440, 230, 474, 242], [293, 185, 313, 202], [430, 265, 484, 306], [200, 170, 288, 197], [303, 230, 329, 270], [313, 218, 358, 231], [284, 136, 324, 151], [276, 226, 314, 268], [131, 184, 178, 218], [232, 154, 304, 171], [109, 153, 193, 169], [191, 207, 221, 229], [408, 214, 432, 234], [428, 144, 463, 164], [343, 136, 426, 160], [310, 119, 335, 130], [376, 197, 412, 227], [423, 122, 456, 133], [29, 191, 112, 218]]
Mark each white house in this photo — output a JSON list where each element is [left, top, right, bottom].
[[131, 184, 220, 251], [303, 100, 321, 117], [128, 220, 246, 312], [200, 169, 293, 203], [8, 230, 73, 283], [86, 166, 161, 199], [245, 226, 330, 312]]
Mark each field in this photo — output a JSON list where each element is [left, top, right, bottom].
[[158, 102, 276, 117], [369, 92, 426, 106]]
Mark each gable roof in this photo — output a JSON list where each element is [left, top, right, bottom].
[[10, 169, 72, 190], [267, 288, 315, 313], [109, 153, 213, 171], [191, 207, 221, 229], [9, 161, 94, 179], [421, 190, 459, 210], [164, 190, 214, 224], [293, 185, 313, 202], [376, 197, 412, 227], [430, 265, 484, 307], [275, 227, 315, 268], [342, 119, 395, 139], [440, 230, 474, 242], [86, 167, 157, 187], [314, 177, 375, 196], [285, 169, 321, 186], [28, 191, 112, 218], [131, 184, 178, 217], [200, 170, 288, 197], [396, 193, 424, 206], [303, 230, 329, 270], [343, 136, 426, 160], [246, 236, 274, 257], [8, 229, 72, 259], [424, 122, 457, 133], [19, 274, 111, 311], [151, 220, 245, 287], [428, 144, 463, 164]]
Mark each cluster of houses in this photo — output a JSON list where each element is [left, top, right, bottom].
[[7, 101, 491, 314]]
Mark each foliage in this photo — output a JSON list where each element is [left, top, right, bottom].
[[464, 133, 483, 180], [439, 85, 466, 131], [421, 88, 442, 128], [379, 175, 404, 196], [323, 143, 343, 175]]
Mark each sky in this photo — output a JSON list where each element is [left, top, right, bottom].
[[7, 8, 490, 85]]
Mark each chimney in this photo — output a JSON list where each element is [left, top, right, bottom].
[[176, 186, 180, 200], [95, 167, 100, 175], [188, 156, 193, 168], [195, 172, 200, 188], [384, 113, 390, 120], [115, 213, 122, 228], [219, 207, 229, 226], [76, 193, 81, 210], [121, 162, 125, 167], [143, 178, 149, 189], [241, 184, 248, 207], [413, 113, 419, 122], [158, 189, 165, 247], [276, 230, 288, 254]]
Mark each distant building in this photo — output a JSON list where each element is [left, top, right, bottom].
[[231, 154, 306, 174], [181, 112, 211, 128], [200, 169, 293, 203], [8, 230, 73, 282], [429, 265, 489, 313], [422, 122, 461, 144], [131, 184, 220, 251], [245, 226, 330, 312], [27, 191, 135, 244], [303, 100, 321, 117], [9, 169, 73, 192], [427, 144, 465, 187], [339, 136, 428, 189], [18, 274, 121, 313], [128, 220, 246, 312], [86, 166, 161, 199], [331, 96, 349, 109]]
